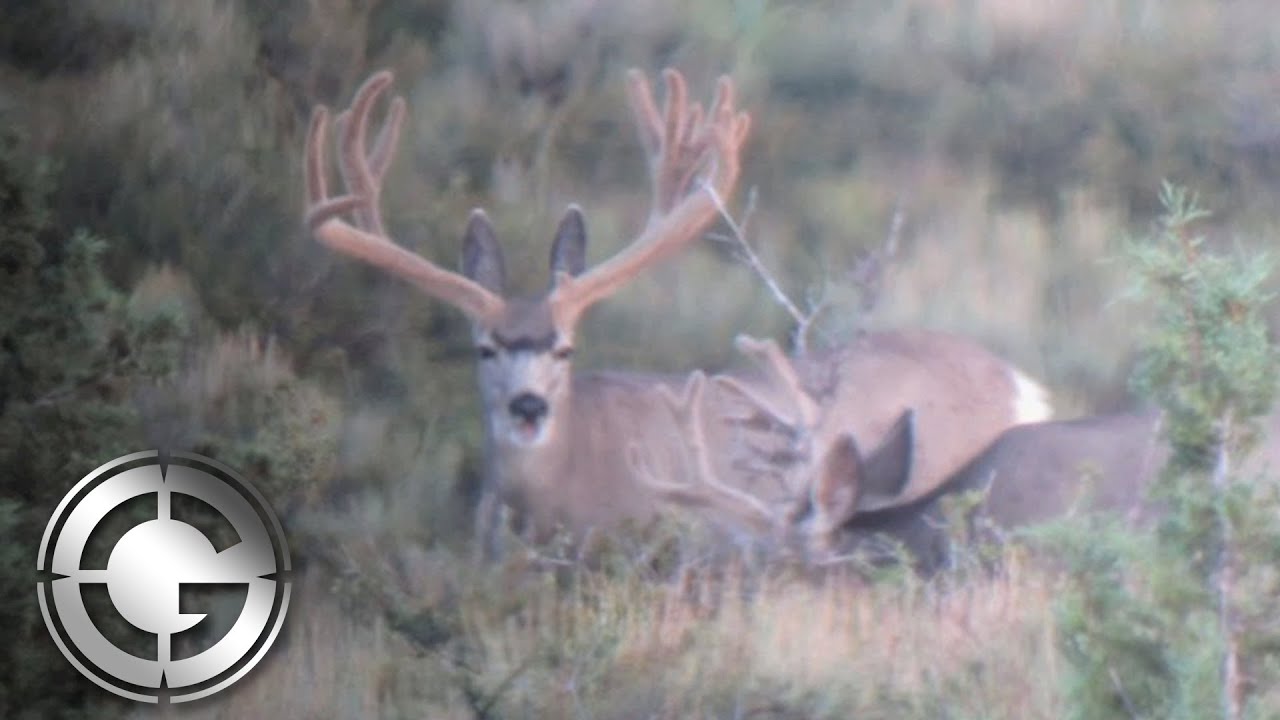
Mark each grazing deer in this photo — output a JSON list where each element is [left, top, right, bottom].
[[302, 69, 1049, 549], [629, 336, 926, 556], [647, 341, 1279, 572]]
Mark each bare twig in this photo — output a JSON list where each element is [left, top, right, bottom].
[[849, 200, 905, 313], [885, 200, 905, 257], [1213, 409, 1243, 720], [1108, 665, 1142, 720], [703, 183, 826, 356]]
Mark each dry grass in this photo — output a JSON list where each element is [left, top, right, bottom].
[[146, 534, 1068, 718], [145, 567, 476, 720]]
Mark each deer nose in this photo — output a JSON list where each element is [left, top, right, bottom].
[[509, 393, 549, 423]]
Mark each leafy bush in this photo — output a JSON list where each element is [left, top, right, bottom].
[[0, 122, 343, 716], [0, 125, 140, 720], [1056, 184, 1280, 719]]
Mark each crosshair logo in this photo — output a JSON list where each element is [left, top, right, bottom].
[[36, 451, 291, 703]]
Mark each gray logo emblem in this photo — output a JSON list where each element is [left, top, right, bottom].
[[36, 451, 291, 703]]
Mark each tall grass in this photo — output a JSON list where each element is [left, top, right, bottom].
[[155, 543, 1066, 719]]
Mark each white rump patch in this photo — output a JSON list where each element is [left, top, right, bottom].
[[1009, 368, 1053, 424]]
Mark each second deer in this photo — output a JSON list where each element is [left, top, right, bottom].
[[644, 336, 1279, 572]]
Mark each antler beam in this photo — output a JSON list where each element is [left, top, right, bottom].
[[304, 71, 506, 323]]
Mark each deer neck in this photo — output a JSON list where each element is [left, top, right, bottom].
[[489, 407, 574, 493]]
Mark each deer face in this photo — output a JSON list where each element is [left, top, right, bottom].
[[472, 303, 575, 447], [464, 208, 586, 449], [305, 66, 748, 468]]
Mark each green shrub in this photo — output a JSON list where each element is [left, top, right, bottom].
[[1056, 184, 1280, 719]]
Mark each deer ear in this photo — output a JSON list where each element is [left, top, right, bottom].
[[813, 411, 916, 527], [855, 409, 916, 510], [812, 433, 865, 529], [462, 209, 506, 295], [549, 204, 587, 282]]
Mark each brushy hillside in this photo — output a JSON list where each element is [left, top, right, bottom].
[[3, 0, 1280, 717]]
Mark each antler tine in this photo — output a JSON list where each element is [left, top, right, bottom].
[[714, 375, 805, 432], [305, 107, 367, 227], [624, 67, 665, 163], [303, 71, 505, 323], [627, 67, 708, 215], [331, 71, 406, 235], [655, 369, 708, 430], [732, 335, 821, 429], [367, 94, 405, 178], [628, 371, 782, 536], [550, 67, 751, 327]]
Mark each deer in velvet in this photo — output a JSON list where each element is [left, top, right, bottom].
[[305, 68, 749, 544], [302, 69, 1050, 550], [643, 337, 1278, 572]]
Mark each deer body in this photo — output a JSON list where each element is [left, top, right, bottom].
[[826, 412, 1169, 571], [792, 330, 1051, 507], [721, 404, 1279, 572], [916, 410, 1280, 549], [952, 412, 1167, 528]]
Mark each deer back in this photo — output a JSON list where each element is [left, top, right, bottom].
[[832, 410, 1280, 572], [797, 330, 1051, 509], [954, 409, 1280, 528], [958, 412, 1166, 527], [811, 413, 1163, 571]]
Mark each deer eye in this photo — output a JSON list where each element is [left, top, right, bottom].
[[552, 346, 574, 361], [477, 345, 498, 360]]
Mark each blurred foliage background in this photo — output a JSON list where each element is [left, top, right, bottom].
[[4, 0, 1280, 716]]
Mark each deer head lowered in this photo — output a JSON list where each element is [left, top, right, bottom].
[[645, 338, 1280, 571], [302, 69, 1049, 552], [629, 335, 922, 558]]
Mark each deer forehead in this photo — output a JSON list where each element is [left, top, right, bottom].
[[477, 298, 571, 350]]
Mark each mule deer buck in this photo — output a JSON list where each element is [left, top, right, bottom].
[[302, 69, 1050, 549], [643, 339, 1279, 572]]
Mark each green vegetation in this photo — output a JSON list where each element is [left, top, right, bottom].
[[1053, 185, 1280, 719], [0, 126, 141, 720], [3, 1, 1280, 717]]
